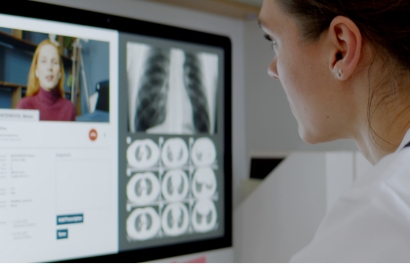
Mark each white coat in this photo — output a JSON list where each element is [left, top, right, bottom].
[[291, 129, 410, 262]]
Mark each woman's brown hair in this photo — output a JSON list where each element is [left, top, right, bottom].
[[277, 0, 410, 145], [277, 0, 410, 69], [26, 39, 65, 98]]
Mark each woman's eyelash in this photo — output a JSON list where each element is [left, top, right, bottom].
[[263, 34, 277, 48]]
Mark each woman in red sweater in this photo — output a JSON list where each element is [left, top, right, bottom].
[[17, 39, 76, 121]]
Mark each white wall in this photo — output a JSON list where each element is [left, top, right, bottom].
[[33, 0, 249, 208], [234, 152, 328, 262]]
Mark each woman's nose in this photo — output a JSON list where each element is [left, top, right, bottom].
[[268, 59, 279, 79], [47, 61, 53, 70]]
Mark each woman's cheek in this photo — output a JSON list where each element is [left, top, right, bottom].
[[54, 65, 60, 74]]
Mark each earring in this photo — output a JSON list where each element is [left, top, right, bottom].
[[337, 69, 343, 78]]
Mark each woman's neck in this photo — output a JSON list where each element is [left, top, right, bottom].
[[348, 52, 410, 164], [354, 102, 410, 165], [38, 86, 61, 105]]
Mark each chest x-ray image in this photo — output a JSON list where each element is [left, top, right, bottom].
[[127, 42, 219, 134]]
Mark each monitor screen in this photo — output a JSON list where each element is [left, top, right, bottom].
[[0, 2, 231, 262]]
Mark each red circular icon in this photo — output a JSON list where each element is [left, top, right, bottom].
[[89, 129, 98, 141]]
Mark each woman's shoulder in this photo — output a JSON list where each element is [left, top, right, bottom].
[[334, 149, 410, 222], [291, 150, 410, 262], [16, 96, 35, 109], [364, 148, 410, 192]]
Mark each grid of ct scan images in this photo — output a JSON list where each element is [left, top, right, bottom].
[[125, 136, 219, 241]]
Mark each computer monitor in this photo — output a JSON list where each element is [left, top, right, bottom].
[[0, 2, 232, 262]]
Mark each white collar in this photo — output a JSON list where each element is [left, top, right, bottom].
[[395, 128, 410, 153]]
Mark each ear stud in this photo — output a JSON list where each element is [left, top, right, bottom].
[[337, 69, 343, 78]]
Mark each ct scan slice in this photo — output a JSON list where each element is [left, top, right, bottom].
[[161, 170, 189, 202], [127, 207, 161, 240], [127, 139, 160, 168], [191, 199, 217, 233], [161, 203, 190, 236], [192, 168, 217, 199], [191, 137, 216, 166], [127, 172, 160, 204], [161, 138, 189, 168]]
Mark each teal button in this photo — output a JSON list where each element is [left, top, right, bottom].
[[56, 214, 84, 225], [57, 229, 68, 239]]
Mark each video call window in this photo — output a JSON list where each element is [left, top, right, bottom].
[[0, 27, 110, 122]]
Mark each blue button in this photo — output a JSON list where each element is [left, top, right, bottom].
[[57, 229, 68, 239], [56, 214, 84, 225]]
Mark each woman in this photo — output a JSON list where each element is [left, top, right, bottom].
[[17, 39, 75, 121], [259, 0, 410, 262]]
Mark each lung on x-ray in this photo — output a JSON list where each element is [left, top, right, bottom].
[[127, 42, 219, 135]]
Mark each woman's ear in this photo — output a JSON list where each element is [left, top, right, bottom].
[[35, 69, 39, 78], [327, 16, 362, 81]]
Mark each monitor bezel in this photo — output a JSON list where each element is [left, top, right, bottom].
[[1, 1, 232, 262]]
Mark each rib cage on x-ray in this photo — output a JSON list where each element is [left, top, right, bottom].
[[135, 48, 170, 131], [183, 53, 210, 133], [128, 44, 217, 135]]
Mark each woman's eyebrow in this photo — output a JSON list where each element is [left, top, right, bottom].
[[258, 19, 272, 33]]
